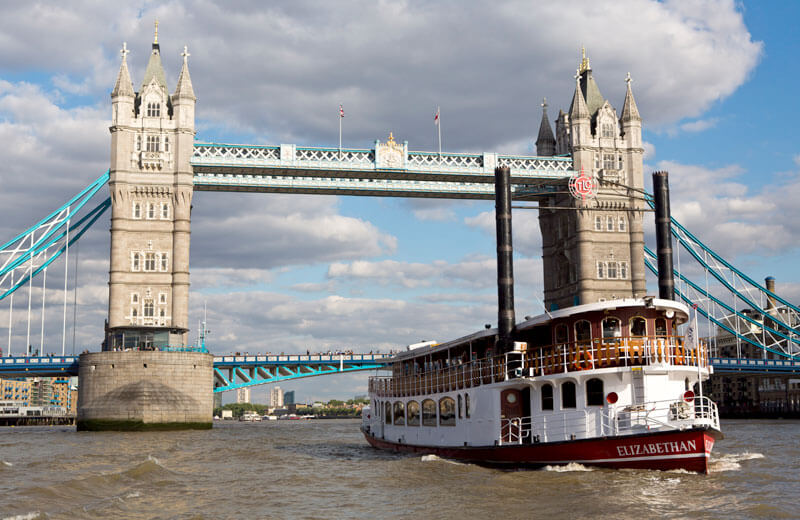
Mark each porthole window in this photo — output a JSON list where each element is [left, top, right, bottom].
[[439, 397, 456, 426], [422, 399, 437, 426], [586, 378, 604, 406], [407, 400, 420, 426], [541, 384, 554, 410], [561, 381, 576, 409]]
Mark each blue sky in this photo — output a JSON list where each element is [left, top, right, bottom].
[[0, 0, 797, 401]]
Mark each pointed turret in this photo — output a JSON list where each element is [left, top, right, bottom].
[[141, 20, 168, 93], [620, 72, 641, 122], [536, 98, 556, 156], [173, 46, 196, 100], [112, 42, 134, 98], [569, 70, 589, 121]]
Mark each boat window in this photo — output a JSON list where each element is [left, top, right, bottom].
[[561, 381, 576, 409], [541, 384, 554, 410], [465, 394, 471, 418], [586, 378, 604, 406], [575, 320, 592, 342], [422, 399, 437, 426], [602, 317, 622, 338], [630, 316, 647, 336], [385, 402, 391, 424], [458, 394, 463, 419], [655, 318, 668, 337], [554, 323, 568, 344], [439, 397, 456, 426], [407, 400, 420, 426], [393, 401, 405, 426]]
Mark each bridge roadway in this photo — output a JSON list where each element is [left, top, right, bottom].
[[2, 355, 797, 391], [191, 142, 575, 199]]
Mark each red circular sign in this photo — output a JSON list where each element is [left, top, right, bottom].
[[569, 167, 597, 201]]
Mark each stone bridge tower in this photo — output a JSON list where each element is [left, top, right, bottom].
[[536, 50, 646, 310], [106, 26, 195, 350]]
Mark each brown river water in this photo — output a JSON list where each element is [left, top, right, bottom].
[[0, 419, 797, 519]]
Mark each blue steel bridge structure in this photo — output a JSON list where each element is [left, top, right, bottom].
[[1, 140, 799, 394]]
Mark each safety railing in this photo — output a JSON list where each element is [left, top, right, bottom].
[[526, 336, 709, 376], [499, 411, 591, 445], [602, 396, 720, 435]]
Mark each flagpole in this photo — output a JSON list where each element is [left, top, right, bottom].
[[338, 104, 342, 157], [437, 106, 442, 155]]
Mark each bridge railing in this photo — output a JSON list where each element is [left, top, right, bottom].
[[213, 353, 393, 364]]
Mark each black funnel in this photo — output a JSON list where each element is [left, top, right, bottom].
[[495, 166, 515, 351], [653, 171, 674, 300]]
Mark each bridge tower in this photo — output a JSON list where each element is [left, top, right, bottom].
[[76, 26, 211, 432], [536, 50, 646, 310], [106, 24, 195, 350]]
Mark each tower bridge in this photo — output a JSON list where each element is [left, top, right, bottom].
[[2, 30, 799, 429]]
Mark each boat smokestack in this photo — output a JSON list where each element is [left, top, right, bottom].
[[653, 171, 674, 301], [495, 165, 515, 352]]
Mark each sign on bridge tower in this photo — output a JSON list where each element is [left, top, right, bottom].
[[107, 26, 196, 350], [537, 51, 646, 310]]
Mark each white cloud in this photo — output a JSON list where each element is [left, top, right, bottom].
[[679, 118, 720, 134]]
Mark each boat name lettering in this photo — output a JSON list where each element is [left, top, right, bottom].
[[616, 440, 696, 457]]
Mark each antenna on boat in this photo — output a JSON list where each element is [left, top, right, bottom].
[[494, 165, 516, 353]]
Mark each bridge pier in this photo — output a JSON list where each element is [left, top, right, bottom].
[[77, 351, 213, 431]]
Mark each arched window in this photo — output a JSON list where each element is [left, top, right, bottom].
[[541, 384, 554, 410], [575, 320, 592, 342], [594, 216, 602, 231], [457, 394, 463, 419], [384, 402, 391, 425], [655, 318, 668, 337], [131, 253, 140, 272], [618, 217, 626, 232], [464, 394, 470, 418], [561, 381, 576, 408], [131, 308, 138, 318], [630, 317, 647, 336], [143, 300, 154, 318], [439, 397, 456, 426], [597, 261, 605, 279], [146, 135, 160, 152], [393, 401, 405, 426], [147, 203, 155, 219], [586, 378, 604, 406], [602, 317, 621, 338], [164, 136, 169, 152], [422, 399, 437, 426], [607, 262, 618, 279], [606, 216, 614, 231], [161, 202, 169, 219], [407, 400, 420, 426], [554, 323, 568, 344], [132, 202, 141, 219], [136, 134, 142, 151]]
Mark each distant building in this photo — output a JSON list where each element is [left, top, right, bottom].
[[236, 387, 251, 404], [284, 390, 295, 405], [2, 379, 30, 405], [270, 386, 283, 408]]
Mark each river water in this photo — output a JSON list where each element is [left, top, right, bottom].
[[0, 419, 797, 519]]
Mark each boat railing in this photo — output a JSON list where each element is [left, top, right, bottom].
[[526, 335, 709, 377], [601, 395, 720, 435], [499, 410, 591, 445]]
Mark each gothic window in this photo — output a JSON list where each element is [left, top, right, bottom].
[[158, 293, 167, 305], [618, 155, 623, 169], [159, 308, 166, 319], [607, 216, 614, 231], [603, 154, 615, 170], [144, 300, 154, 317], [131, 293, 139, 304], [136, 134, 142, 151], [161, 202, 169, 219], [144, 252, 156, 272], [607, 262, 618, 279], [160, 253, 168, 272], [131, 308, 138, 321], [618, 216, 626, 232], [131, 253, 140, 272], [147, 203, 155, 219], [597, 261, 605, 279], [132, 202, 141, 219], [601, 123, 614, 138], [164, 136, 169, 152], [594, 216, 603, 231], [146, 103, 161, 117], [594, 154, 600, 169], [146, 135, 160, 152], [619, 261, 628, 279]]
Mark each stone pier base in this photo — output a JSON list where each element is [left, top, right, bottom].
[[77, 351, 213, 431]]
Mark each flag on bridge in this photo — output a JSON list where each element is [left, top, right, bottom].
[[339, 104, 344, 118], [434, 106, 439, 125], [434, 106, 441, 155]]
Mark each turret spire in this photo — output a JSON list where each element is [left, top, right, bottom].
[[173, 45, 196, 100], [154, 19, 159, 45], [536, 97, 555, 156], [569, 68, 589, 120], [621, 72, 641, 122], [141, 22, 168, 92], [111, 42, 134, 98]]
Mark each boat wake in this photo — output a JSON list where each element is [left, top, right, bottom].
[[543, 463, 593, 472], [709, 452, 764, 472], [420, 454, 467, 466]]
